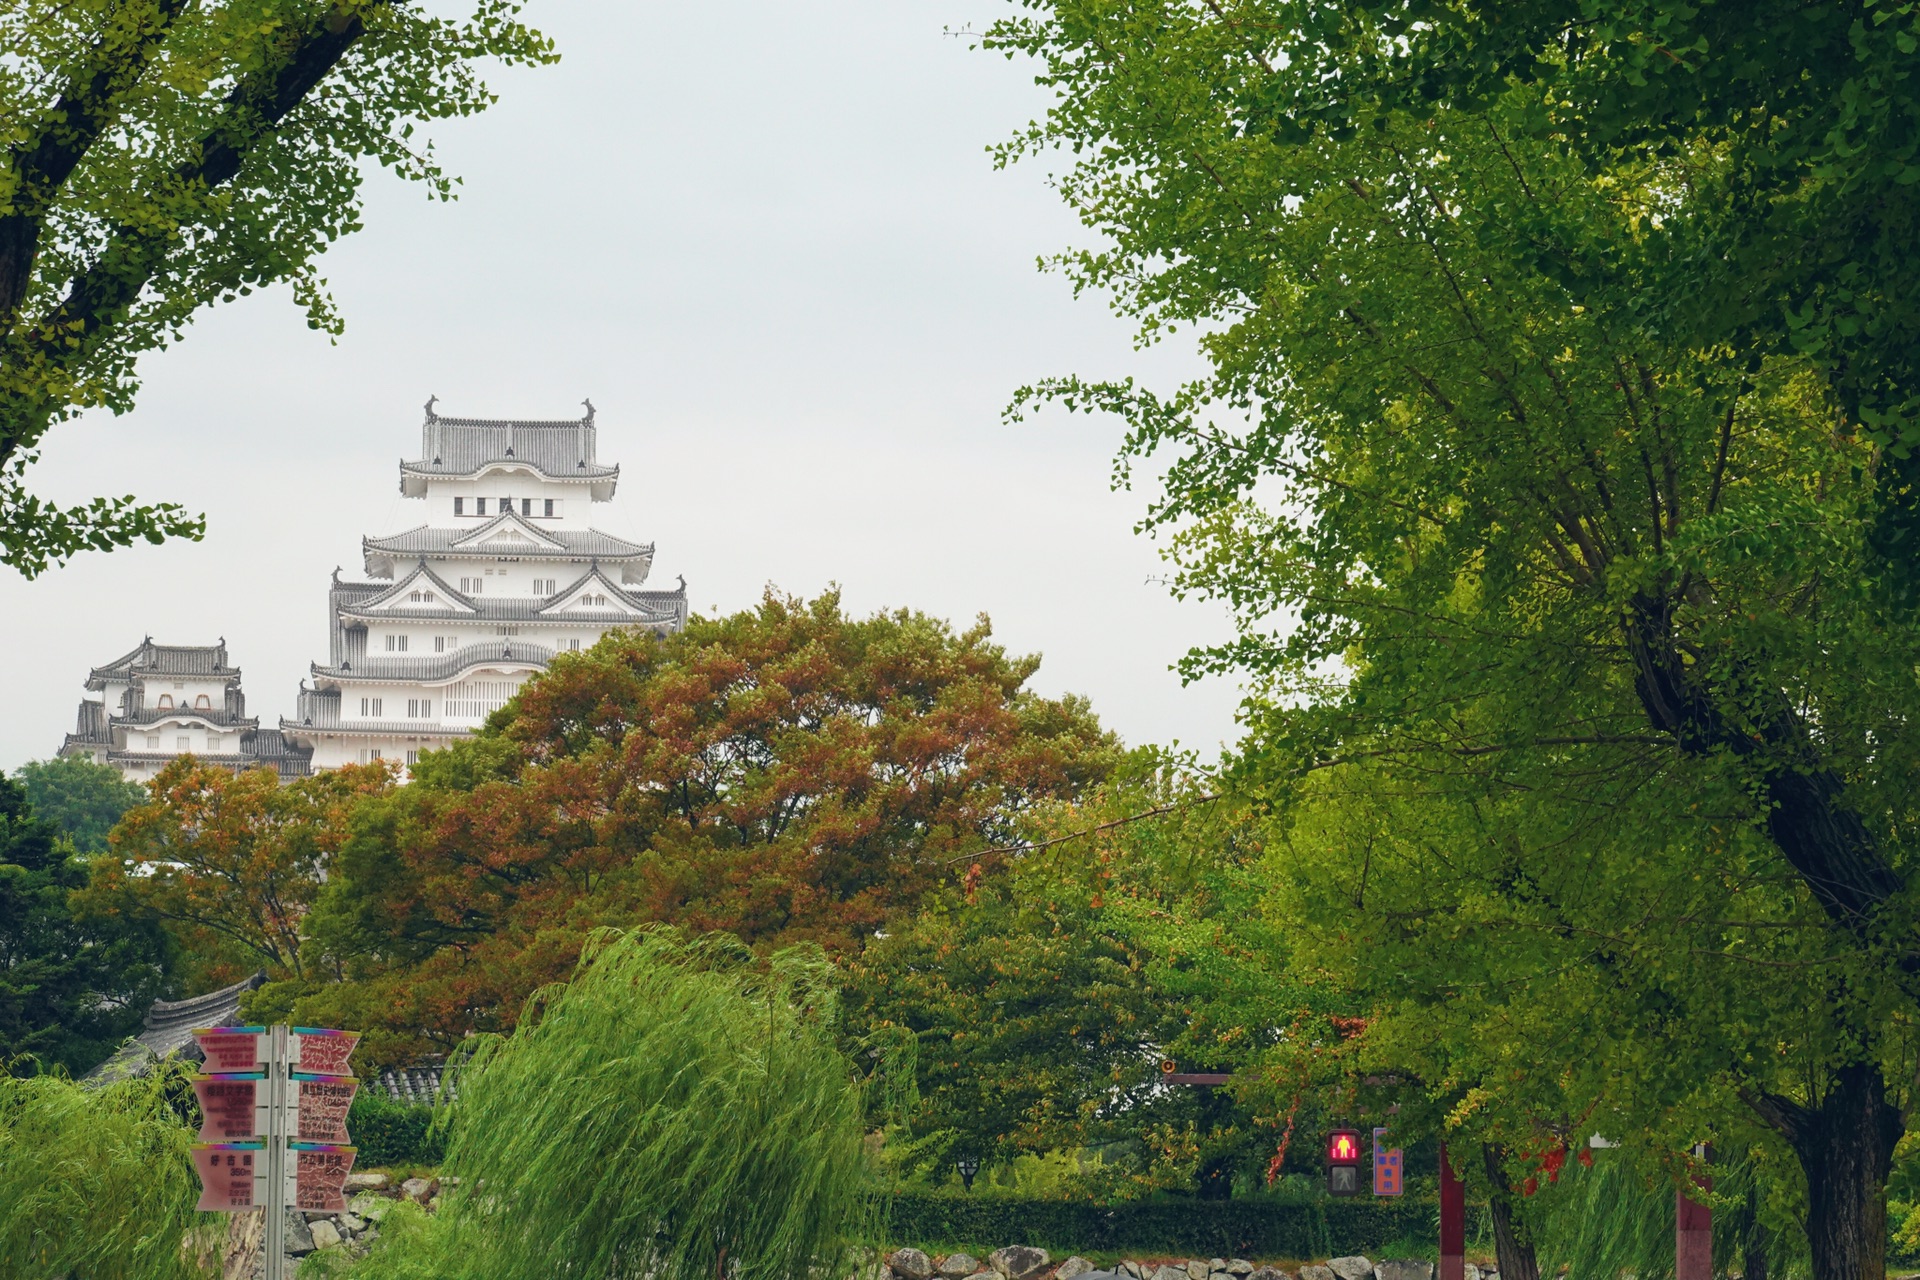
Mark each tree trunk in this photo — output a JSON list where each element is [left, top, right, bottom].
[[1748, 1061, 1901, 1280], [1481, 1144, 1541, 1280]]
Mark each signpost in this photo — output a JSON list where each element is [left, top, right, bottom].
[[190, 1024, 358, 1280]]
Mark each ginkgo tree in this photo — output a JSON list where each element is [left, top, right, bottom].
[[0, 0, 553, 575], [987, 2, 1920, 1275]]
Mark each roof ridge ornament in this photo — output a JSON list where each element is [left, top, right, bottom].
[[582, 398, 594, 425], [424, 394, 438, 423]]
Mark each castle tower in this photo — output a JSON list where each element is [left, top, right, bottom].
[[282, 400, 687, 771], [60, 638, 313, 781]]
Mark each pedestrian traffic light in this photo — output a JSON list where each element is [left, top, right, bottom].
[[1326, 1127, 1362, 1197]]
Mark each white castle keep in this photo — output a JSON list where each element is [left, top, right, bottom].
[[60, 401, 687, 781]]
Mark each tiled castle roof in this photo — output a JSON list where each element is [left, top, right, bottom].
[[86, 638, 239, 690], [363, 522, 654, 565], [401, 401, 618, 485], [82, 972, 265, 1086]]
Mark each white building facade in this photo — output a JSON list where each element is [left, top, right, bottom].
[[60, 639, 313, 782], [282, 401, 686, 771]]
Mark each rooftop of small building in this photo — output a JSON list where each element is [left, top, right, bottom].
[[86, 637, 240, 690]]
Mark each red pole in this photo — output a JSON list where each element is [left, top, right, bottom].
[[1439, 1143, 1465, 1280], [1676, 1145, 1712, 1280]]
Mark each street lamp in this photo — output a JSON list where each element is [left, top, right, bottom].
[[956, 1156, 979, 1191]]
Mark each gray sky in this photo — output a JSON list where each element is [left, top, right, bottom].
[[0, 0, 1243, 771]]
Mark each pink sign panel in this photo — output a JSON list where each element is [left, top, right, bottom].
[[293, 1028, 359, 1075], [193, 1027, 265, 1073], [192, 1143, 261, 1212], [293, 1144, 357, 1212], [295, 1073, 359, 1142], [192, 1074, 262, 1141]]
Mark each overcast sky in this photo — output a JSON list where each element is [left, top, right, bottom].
[[0, 0, 1244, 772]]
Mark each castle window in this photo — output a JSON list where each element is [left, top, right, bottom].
[[567, 638, 580, 651], [195, 694, 211, 710], [434, 636, 445, 653], [406, 750, 419, 765], [176, 736, 191, 751], [522, 498, 533, 516], [361, 697, 383, 717], [407, 699, 432, 718], [475, 498, 487, 516], [544, 499, 555, 517], [146, 735, 159, 749], [157, 694, 174, 710], [454, 497, 465, 515], [386, 635, 408, 652]]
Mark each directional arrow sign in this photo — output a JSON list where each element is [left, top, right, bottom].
[[191, 1073, 265, 1141], [193, 1027, 267, 1072], [294, 1073, 359, 1143], [291, 1028, 359, 1075], [292, 1143, 357, 1212], [192, 1143, 264, 1211]]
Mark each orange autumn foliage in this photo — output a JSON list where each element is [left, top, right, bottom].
[[293, 591, 1118, 1063]]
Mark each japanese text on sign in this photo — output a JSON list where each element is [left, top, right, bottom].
[[295, 1073, 358, 1143], [293, 1143, 358, 1212], [191, 1073, 263, 1141], [292, 1028, 359, 1075], [193, 1027, 266, 1072], [191, 1143, 261, 1211]]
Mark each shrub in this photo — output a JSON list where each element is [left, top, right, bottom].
[[348, 1092, 446, 1168], [883, 1192, 1438, 1260]]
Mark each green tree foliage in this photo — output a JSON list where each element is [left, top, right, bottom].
[[984, 3, 1920, 1274], [0, 0, 554, 575], [14, 756, 143, 855], [0, 1063, 207, 1280], [0, 774, 169, 1075], [294, 590, 1119, 1065], [852, 763, 1352, 1199], [328, 929, 883, 1280]]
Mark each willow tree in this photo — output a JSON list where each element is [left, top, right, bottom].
[[341, 929, 886, 1280], [0, 0, 553, 575], [988, 3, 1920, 1275], [0, 1064, 208, 1280]]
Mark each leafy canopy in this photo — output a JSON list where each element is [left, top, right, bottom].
[[0, 0, 554, 575], [293, 590, 1120, 1065], [851, 765, 1351, 1198], [78, 757, 393, 991], [0, 773, 170, 1076], [986, 0, 1920, 1271], [15, 756, 144, 855]]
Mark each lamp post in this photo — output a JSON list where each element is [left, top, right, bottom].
[[956, 1156, 979, 1192]]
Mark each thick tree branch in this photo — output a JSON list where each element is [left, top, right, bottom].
[[0, 0, 192, 324], [0, 4, 375, 460]]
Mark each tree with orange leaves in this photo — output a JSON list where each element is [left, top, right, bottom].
[[77, 758, 393, 991], [293, 590, 1119, 1064]]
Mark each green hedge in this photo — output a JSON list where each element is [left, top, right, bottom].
[[883, 1193, 1439, 1259], [347, 1093, 446, 1167]]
